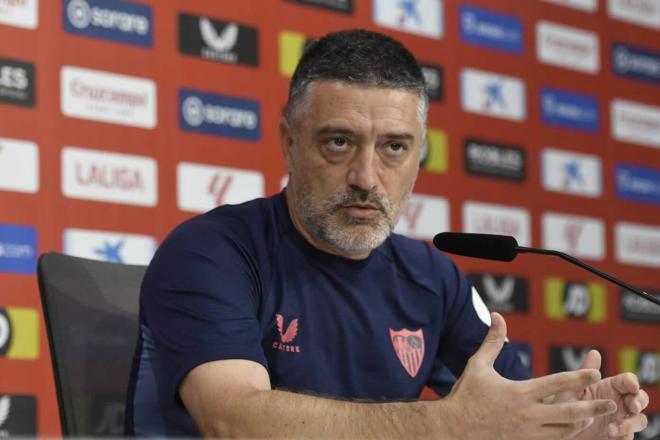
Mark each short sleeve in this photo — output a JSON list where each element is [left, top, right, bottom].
[[140, 218, 267, 399]]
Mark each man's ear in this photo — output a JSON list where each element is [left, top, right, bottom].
[[279, 117, 295, 174]]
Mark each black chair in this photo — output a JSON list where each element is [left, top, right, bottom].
[[37, 252, 146, 436]]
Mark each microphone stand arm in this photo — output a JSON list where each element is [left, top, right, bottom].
[[515, 246, 660, 306]]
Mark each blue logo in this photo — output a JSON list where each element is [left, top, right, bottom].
[[541, 88, 599, 133], [563, 161, 585, 187], [95, 240, 125, 263], [63, 0, 153, 48], [0, 224, 37, 274], [179, 88, 261, 141], [612, 43, 660, 85], [399, 0, 422, 25], [616, 164, 660, 205], [460, 5, 523, 54]]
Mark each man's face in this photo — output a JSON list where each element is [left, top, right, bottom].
[[281, 81, 425, 259]]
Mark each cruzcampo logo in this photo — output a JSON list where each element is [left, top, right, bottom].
[[420, 129, 448, 173], [279, 30, 313, 77], [544, 278, 606, 323]]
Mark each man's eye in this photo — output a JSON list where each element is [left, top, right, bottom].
[[386, 143, 407, 153], [326, 137, 349, 150]]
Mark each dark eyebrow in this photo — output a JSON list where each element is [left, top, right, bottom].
[[315, 126, 359, 138], [381, 132, 416, 142]]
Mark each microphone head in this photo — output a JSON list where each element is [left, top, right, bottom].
[[433, 232, 519, 262]]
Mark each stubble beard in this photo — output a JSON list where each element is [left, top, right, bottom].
[[293, 180, 414, 257]]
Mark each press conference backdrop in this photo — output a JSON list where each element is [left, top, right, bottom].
[[0, 0, 659, 436]]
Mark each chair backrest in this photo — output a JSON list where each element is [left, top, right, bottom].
[[37, 252, 146, 436]]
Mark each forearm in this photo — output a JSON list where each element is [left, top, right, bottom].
[[206, 389, 458, 439]]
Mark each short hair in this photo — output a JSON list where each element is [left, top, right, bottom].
[[284, 29, 428, 130]]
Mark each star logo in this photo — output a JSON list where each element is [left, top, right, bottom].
[[94, 240, 125, 263]]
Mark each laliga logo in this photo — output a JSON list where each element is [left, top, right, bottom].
[[182, 96, 205, 127], [67, 0, 92, 29]]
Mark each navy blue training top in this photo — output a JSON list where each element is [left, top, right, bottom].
[[125, 192, 530, 436]]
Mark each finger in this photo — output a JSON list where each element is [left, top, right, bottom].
[[621, 389, 649, 416], [527, 369, 601, 399], [472, 312, 507, 367], [607, 413, 647, 438], [539, 399, 617, 424], [610, 372, 640, 396], [578, 349, 602, 371], [541, 419, 594, 439]]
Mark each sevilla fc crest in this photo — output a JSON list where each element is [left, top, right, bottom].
[[389, 328, 425, 378]]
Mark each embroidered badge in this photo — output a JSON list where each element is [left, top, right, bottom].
[[273, 314, 301, 353], [389, 328, 424, 378]]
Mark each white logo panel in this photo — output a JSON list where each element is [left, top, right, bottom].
[[542, 212, 605, 260], [0, 0, 38, 29], [607, 0, 660, 29], [542, 147, 602, 197], [63, 228, 156, 265], [61, 146, 158, 207], [0, 137, 38, 194], [177, 162, 264, 213], [373, 0, 443, 38], [460, 68, 526, 122], [536, 21, 600, 74], [61, 66, 157, 128], [394, 193, 449, 240], [463, 201, 531, 246], [616, 222, 660, 267], [542, 0, 598, 12], [611, 99, 660, 149]]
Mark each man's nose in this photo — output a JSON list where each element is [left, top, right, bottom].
[[346, 147, 378, 191]]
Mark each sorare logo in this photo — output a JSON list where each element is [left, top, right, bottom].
[[0, 224, 37, 274], [63, 0, 153, 47], [612, 43, 660, 85], [0, 57, 35, 107], [464, 138, 526, 181], [545, 278, 606, 322], [616, 163, 660, 205], [0, 395, 37, 436], [541, 87, 599, 133], [179, 88, 261, 142], [0, 307, 39, 360], [179, 13, 258, 67], [285, 0, 353, 13], [460, 5, 523, 54]]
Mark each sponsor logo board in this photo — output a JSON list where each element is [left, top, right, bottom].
[[541, 88, 599, 132], [607, 0, 660, 30], [0, 224, 36, 274], [611, 99, 660, 149], [550, 346, 606, 374], [460, 68, 526, 122], [468, 273, 529, 312], [0, 0, 37, 29], [463, 201, 531, 246], [61, 146, 157, 207], [278, 30, 312, 77], [63, 0, 153, 47], [63, 228, 156, 265], [178, 13, 258, 66], [0, 395, 37, 435], [394, 193, 449, 240], [420, 63, 443, 102], [536, 21, 599, 74], [0, 137, 38, 194], [545, 278, 607, 322], [0, 57, 35, 107], [464, 138, 525, 181], [542, 0, 598, 12], [373, 0, 443, 38], [612, 43, 660, 84], [60, 66, 156, 128], [0, 307, 39, 359], [620, 347, 659, 386], [420, 129, 448, 173], [285, 0, 353, 13], [177, 162, 264, 213], [460, 5, 523, 54], [615, 222, 660, 267], [636, 413, 660, 439], [179, 88, 260, 141], [542, 212, 605, 260], [620, 289, 660, 323], [616, 163, 660, 204], [542, 148, 602, 197]]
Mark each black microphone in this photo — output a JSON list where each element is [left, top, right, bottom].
[[433, 232, 660, 307]]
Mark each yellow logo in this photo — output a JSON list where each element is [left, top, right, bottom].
[[544, 278, 606, 323], [0, 307, 39, 360], [421, 129, 448, 173], [279, 31, 309, 78]]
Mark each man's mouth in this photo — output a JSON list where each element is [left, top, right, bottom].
[[342, 203, 381, 218]]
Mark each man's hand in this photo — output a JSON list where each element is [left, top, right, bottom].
[[446, 312, 618, 440], [560, 350, 649, 440]]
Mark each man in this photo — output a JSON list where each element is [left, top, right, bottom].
[[126, 30, 649, 438]]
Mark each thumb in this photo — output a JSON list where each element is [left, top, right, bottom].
[[579, 349, 601, 371], [473, 312, 507, 367]]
